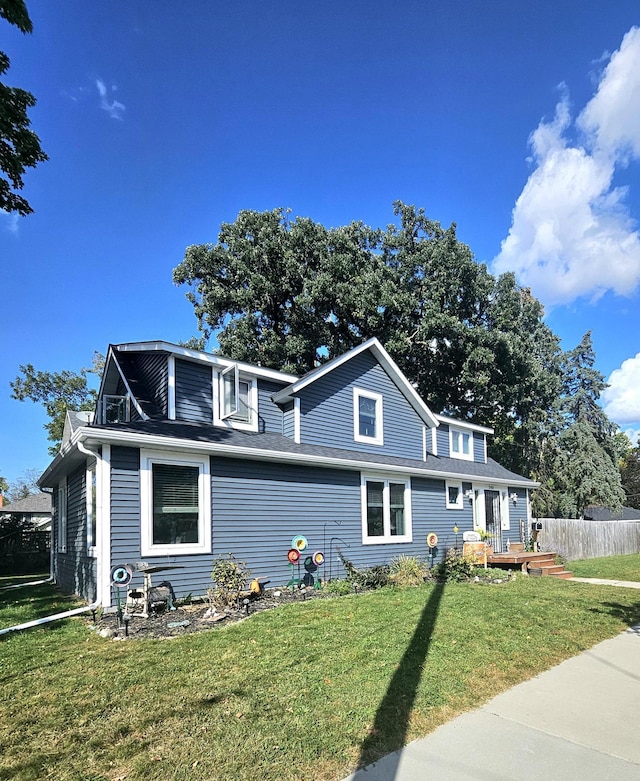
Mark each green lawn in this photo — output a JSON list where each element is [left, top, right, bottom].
[[1, 576, 639, 781], [569, 553, 640, 581]]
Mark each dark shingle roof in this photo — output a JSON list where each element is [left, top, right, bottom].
[[1, 493, 52, 514], [89, 419, 535, 485], [583, 505, 640, 521]]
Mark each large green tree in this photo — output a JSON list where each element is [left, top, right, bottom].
[[0, 0, 47, 216], [10, 354, 103, 455], [532, 333, 624, 517], [174, 203, 562, 476]]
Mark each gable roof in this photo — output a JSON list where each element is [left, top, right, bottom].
[[271, 337, 439, 428]]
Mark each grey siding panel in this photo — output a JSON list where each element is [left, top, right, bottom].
[[134, 353, 169, 417], [298, 351, 424, 459], [110, 446, 141, 604], [473, 432, 485, 463], [175, 359, 213, 423], [505, 487, 529, 545], [282, 402, 295, 439], [257, 379, 286, 434], [53, 464, 97, 601], [436, 424, 450, 457], [211, 458, 361, 588]]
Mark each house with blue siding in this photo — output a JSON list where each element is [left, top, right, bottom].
[[38, 337, 537, 607]]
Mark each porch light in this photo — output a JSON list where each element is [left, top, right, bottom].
[[510, 493, 518, 504]]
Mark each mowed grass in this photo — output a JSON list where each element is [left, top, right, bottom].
[[570, 552, 640, 581], [2, 576, 640, 781]]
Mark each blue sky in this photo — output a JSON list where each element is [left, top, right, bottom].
[[2, 1, 640, 486]]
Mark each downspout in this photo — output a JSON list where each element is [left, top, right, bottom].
[[77, 440, 104, 607], [0, 602, 99, 637]]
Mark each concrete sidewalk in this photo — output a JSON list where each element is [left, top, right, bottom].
[[343, 623, 640, 781]]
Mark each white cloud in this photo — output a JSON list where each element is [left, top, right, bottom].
[[492, 26, 640, 306], [602, 352, 640, 425], [95, 78, 125, 121], [1, 209, 19, 234]]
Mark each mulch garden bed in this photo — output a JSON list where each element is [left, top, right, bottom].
[[90, 585, 335, 641]]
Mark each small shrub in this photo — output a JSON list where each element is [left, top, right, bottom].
[[432, 548, 476, 582], [324, 579, 352, 596], [389, 555, 427, 586], [338, 551, 390, 589], [210, 552, 250, 609]]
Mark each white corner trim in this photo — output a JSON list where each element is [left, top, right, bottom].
[[431, 426, 437, 456], [294, 398, 301, 444], [98, 444, 111, 608], [167, 354, 176, 420]]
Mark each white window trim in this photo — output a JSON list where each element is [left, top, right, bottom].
[[294, 397, 301, 444], [86, 464, 97, 557], [140, 449, 212, 557], [57, 477, 67, 554], [361, 473, 412, 544], [167, 354, 176, 420], [449, 427, 473, 461], [213, 370, 259, 432], [445, 480, 463, 510], [353, 388, 384, 446]]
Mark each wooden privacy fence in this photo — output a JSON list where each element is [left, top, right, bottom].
[[537, 518, 640, 560]]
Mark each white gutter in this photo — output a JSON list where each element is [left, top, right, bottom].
[[77, 426, 538, 488], [0, 602, 99, 637]]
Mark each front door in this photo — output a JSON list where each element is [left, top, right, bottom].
[[484, 490, 503, 552]]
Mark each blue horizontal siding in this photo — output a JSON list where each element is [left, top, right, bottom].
[[257, 379, 286, 433], [298, 351, 424, 460], [54, 463, 97, 601], [175, 359, 213, 423], [436, 424, 450, 457], [473, 432, 485, 462]]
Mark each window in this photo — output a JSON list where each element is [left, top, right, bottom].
[[450, 427, 473, 460], [354, 389, 383, 446], [140, 451, 211, 556], [446, 480, 463, 509], [361, 475, 411, 543], [57, 477, 67, 554], [86, 465, 97, 554], [216, 366, 257, 431]]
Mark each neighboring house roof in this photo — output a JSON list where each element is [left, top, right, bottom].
[[583, 505, 640, 521], [56, 419, 536, 488], [0, 492, 52, 514], [271, 337, 440, 429]]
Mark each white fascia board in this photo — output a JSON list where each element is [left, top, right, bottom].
[[271, 337, 439, 429], [77, 427, 538, 488], [435, 414, 494, 435], [115, 341, 297, 384]]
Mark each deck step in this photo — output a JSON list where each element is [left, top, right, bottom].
[[528, 565, 573, 579]]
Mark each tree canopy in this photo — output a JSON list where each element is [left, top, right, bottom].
[[10, 353, 103, 455], [0, 0, 48, 216]]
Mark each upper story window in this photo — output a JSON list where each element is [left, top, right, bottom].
[[99, 395, 130, 424], [353, 388, 383, 446], [216, 365, 258, 431], [450, 427, 473, 461]]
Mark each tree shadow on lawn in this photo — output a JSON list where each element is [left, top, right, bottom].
[[354, 581, 445, 776], [588, 600, 640, 629]]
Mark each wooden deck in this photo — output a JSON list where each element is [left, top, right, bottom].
[[486, 551, 573, 579]]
